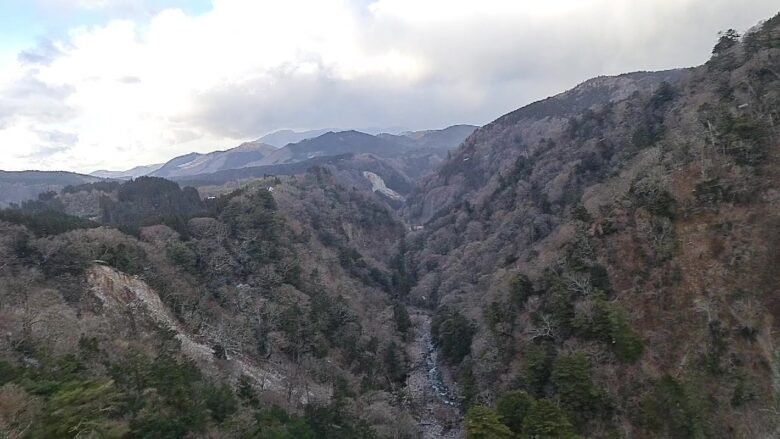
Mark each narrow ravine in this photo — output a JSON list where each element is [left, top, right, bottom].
[[423, 323, 460, 408], [405, 308, 464, 438]]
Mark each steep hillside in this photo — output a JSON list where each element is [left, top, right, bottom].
[[403, 14, 780, 438], [382, 125, 479, 150], [1, 13, 778, 439], [0, 171, 419, 437], [407, 68, 690, 224]]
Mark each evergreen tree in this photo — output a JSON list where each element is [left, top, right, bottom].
[[465, 406, 513, 439]]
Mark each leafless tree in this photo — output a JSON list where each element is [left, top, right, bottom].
[[693, 297, 717, 324], [565, 272, 594, 297], [529, 314, 560, 342]]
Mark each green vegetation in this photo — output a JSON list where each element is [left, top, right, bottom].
[[0, 207, 97, 237], [102, 177, 205, 237], [521, 342, 556, 398], [642, 375, 704, 439], [2, 15, 780, 439], [522, 399, 578, 438], [551, 353, 604, 422], [496, 390, 534, 434], [0, 348, 376, 439], [392, 301, 412, 339], [482, 390, 578, 438], [465, 406, 513, 439], [629, 179, 677, 218], [712, 29, 740, 55], [510, 273, 534, 306], [64, 181, 121, 194], [572, 295, 644, 363], [431, 308, 476, 364]]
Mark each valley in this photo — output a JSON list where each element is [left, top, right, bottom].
[[1, 11, 779, 439]]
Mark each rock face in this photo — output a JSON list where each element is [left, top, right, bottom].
[[363, 171, 404, 201]]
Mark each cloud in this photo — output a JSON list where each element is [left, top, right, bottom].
[[22, 130, 78, 159], [18, 39, 65, 65], [0, 71, 76, 129], [1, 0, 778, 172], [118, 75, 141, 83]]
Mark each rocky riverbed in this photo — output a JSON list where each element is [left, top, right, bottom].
[[404, 309, 464, 438]]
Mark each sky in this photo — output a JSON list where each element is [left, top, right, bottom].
[[0, 0, 777, 173]]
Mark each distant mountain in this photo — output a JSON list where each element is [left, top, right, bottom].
[[90, 163, 164, 179], [91, 125, 476, 188], [2, 13, 779, 439], [248, 126, 475, 168], [0, 170, 101, 207], [176, 152, 415, 197], [151, 140, 277, 179], [396, 124, 479, 149], [249, 130, 407, 166], [377, 125, 479, 150], [259, 128, 336, 148]]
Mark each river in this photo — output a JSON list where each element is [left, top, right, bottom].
[[404, 308, 464, 438]]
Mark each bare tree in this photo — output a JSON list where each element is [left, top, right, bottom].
[[528, 314, 560, 342], [565, 272, 594, 297]]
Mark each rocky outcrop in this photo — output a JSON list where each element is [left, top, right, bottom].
[[86, 264, 330, 404]]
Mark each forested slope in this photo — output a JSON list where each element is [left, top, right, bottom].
[[403, 13, 780, 438]]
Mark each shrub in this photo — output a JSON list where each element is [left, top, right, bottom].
[[630, 180, 677, 218], [496, 390, 535, 434], [608, 306, 644, 363], [205, 384, 238, 423], [256, 405, 316, 438], [392, 301, 412, 338], [32, 378, 128, 438], [0, 208, 97, 237], [573, 297, 643, 363], [712, 29, 740, 55], [459, 359, 478, 406], [465, 406, 513, 439], [167, 242, 197, 271], [510, 273, 534, 306], [521, 342, 556, 397], [383, 341, 407, 384], [551, 353, 602, 422], [642, 375, 703, 439], [431, 309, 476, 364], [720, 115, 771, 166], [522, 399, 577, 438], [483, 301, 515, 335]]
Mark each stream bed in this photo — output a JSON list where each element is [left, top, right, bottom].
[[405, 309, 464, 438]]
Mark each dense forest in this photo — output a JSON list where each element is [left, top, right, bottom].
[[0, 12, 779, 439]]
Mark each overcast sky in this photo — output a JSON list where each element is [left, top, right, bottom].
[[0, 0, 777, 173]]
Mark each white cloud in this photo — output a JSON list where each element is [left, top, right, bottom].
[[0, 0, 778, 173]]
